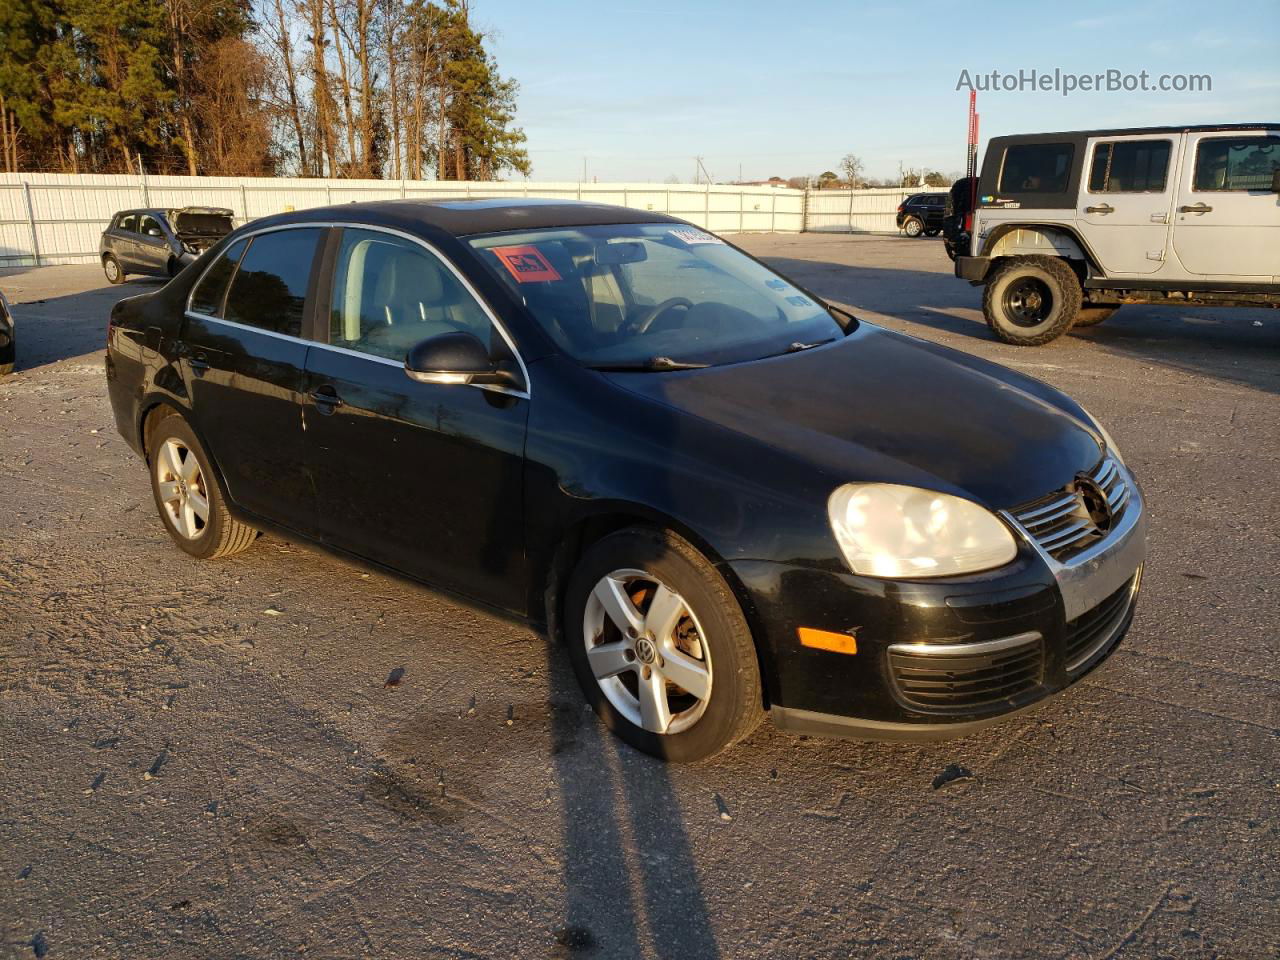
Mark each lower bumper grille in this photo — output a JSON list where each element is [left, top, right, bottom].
[[887, 632, 1044, 715], [1064, 571, 1139, 673]]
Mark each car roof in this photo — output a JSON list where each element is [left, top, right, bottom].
[[245, 197, 685, 238], [988, 122, 1277, 141]]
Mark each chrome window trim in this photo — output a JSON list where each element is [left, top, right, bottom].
[[183, 220, 531, 399], [183, 310, 313, 347], [888, 631, 1042, 659]]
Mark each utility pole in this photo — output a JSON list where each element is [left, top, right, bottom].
[[582, 156, 587, 183], [697, 157, 712, 185]]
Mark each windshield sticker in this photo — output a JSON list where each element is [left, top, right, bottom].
[[491, 245, 562, 283], [786, 295, 813, 307], [668, 228, 725, 245]]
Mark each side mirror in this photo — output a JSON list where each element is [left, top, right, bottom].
[[147, 227, 162, 237], [1272, 168, 1280, 194], [405, 331, 519, 388]]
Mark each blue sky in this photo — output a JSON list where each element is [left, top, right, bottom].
[[476, 0, 1280, 183]]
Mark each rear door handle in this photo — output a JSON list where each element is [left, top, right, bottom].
[[1084, 203, 1114, 215], [310, 385, 344, 413], [1178, 203, 1213, 214]]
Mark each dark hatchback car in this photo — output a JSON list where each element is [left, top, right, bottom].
[[896, 192, 948, 237], [105, 199, 1146, 761], [100, 207, 235, 284]]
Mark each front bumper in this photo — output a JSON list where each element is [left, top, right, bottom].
[[728, 489, 1145, 741]]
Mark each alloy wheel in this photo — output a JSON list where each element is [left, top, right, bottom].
[[155, 438, 210, 539], [582, 569, 713, 735], [104, 258, 119, 282]]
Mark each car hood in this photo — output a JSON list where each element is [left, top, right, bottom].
[[605, 323, 1104, 509]]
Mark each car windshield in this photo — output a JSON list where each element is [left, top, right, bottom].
[[467, 223, 845, 367]]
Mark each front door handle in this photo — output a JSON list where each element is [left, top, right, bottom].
[[310, 385, 344, 414], [1178, 202, 1213, 214], [1084, 203, 1114, 215]]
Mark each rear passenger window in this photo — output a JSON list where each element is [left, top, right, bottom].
[[119, 214, 138, 233], [223, 229, 322, 337], [328, 229, 491, 362], [1194, 136, 1280, 191], [189, 238, 248, 317], [1089, 140, 1171, 193], [998, 143, 1074, 194]]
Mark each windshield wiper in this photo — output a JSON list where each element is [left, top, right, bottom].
[[785, 338, 836, 353], [588, 356, 710, 372]]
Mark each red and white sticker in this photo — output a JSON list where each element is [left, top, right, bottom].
[[491, 245, 562, 283], [668, 228, 724, 245]]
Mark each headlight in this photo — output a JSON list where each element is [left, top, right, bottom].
[[1078, 404, 1123, 464], [828, 483, 1018, 579]]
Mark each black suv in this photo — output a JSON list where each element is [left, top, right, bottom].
[[896, 193, 947, 237]]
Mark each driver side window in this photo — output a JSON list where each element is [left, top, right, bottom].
[[328, 229, 492, 362]]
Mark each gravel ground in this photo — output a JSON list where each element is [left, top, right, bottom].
[[1, 235, 1277, 960]]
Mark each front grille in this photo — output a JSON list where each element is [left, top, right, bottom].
[[888, 633, 1044, 714], [1012, 456, 1130, 562], [1064, 573, 1138, 673]]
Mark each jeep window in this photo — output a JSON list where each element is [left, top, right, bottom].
[[1193, 136, 1280, 191], [998, 143, 1074, 194], [1088, 140, 1171, 193]]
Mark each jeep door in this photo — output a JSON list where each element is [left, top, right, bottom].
[[181, 226, 325, 530], [1078, 134, 1179, 276], [1172, 130, 1280, 280]]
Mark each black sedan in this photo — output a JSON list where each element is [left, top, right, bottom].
[[105, 199, 1146, 761]]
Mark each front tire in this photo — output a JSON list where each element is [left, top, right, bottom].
[[983, 256, 1082, 346], [147, 412, 257, 559], [902, 217, 924, 238], [103, 254, 125, 284], [564, 528, 764, 762], [1074, 305, 1119, 328]]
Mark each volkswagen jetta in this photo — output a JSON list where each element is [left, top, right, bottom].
[[105, 199, 1146, 761]]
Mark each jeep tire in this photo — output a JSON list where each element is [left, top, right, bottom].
[[1073, 305, 1119, 328], [983, 256, 1083, 346]]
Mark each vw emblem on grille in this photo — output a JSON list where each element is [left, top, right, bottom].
[[1075, 475, 1113, 532]]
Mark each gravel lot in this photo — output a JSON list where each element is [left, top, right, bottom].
[[2, 234, 1277, 960]]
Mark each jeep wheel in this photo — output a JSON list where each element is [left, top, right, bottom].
[[983, 256, 1082, 346], [1073, 305, 1119, 328], [902, 217, 924, 238]]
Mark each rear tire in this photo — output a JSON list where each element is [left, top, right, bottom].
[[902, 217, 924, 238], [147, 411, 257, 560], [103, 254, 125, 284], [1073, 305, 1119, 328], [564, 527, 764, 762], [983, 256, 1082, 346]]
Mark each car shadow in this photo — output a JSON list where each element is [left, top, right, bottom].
[[761, 255, 1280, 397]]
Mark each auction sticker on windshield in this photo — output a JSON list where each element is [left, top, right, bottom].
[[491, 245, 563, 283], [668, 228, 725, 245]]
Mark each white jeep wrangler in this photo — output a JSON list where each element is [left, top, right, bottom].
[[955, 123, 1280, 345]]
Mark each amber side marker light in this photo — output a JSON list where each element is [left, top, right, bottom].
[[797, 627, 858, 655]]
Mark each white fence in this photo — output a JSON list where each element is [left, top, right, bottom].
[[0, 173, 930, 267]]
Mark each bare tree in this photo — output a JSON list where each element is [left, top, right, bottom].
[[839, 153, 864, 188]]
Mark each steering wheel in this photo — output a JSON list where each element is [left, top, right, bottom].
[[628, 297, 693, 335]]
